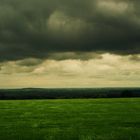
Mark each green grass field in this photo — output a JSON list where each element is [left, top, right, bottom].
[[0, 98, 140, 140]]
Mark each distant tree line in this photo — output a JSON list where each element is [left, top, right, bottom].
[[0, 88, 140, 100]]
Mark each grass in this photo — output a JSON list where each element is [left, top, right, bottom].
[[0, 98, 140, 140]]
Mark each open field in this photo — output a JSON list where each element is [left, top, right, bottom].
[[0, 98, 140, 140]]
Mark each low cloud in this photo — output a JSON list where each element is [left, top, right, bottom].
[[0, 53, 139, 87]]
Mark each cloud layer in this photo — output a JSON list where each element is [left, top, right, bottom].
[[0, 0, 140, 61], [0, 53, 140, 88]]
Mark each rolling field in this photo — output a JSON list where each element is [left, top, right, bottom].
[[0, 98, 140, 140]]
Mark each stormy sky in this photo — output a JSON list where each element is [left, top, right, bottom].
[[0, 0, 140, 88]]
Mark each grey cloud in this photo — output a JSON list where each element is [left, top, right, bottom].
[[16, 58, 43, 66], [46, 52, 103, 60], [129, 54, 140, 61], [0, 0, 140, 61]]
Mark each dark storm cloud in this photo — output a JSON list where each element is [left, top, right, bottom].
[[0, 0, 140, 61]]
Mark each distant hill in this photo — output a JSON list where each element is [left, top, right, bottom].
[[0, 88, 140, 99]]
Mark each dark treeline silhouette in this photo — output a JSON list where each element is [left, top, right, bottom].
[[0, 88, 140, 100]]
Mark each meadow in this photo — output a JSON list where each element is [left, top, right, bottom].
[[0, 98, 140, 140]]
